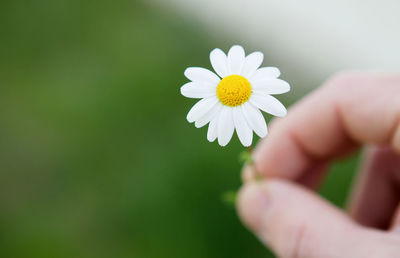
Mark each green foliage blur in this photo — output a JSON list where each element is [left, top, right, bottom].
[[0, 0, 359, 257]]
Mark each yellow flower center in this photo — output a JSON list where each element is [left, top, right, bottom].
[[216, 75, 252, 106]]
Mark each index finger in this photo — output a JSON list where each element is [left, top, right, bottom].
[[253, 72, 400, 180]]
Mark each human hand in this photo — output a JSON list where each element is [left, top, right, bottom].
[[237, 73, 400, 258]]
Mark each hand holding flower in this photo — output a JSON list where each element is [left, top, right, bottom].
[[238, 73, 400, 258]]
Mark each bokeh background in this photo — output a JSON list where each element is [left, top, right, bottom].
[[1, 0, 399, 257]]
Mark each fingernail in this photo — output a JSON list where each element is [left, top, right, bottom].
[[241, 164, 264, 183], [241, 164, 257, 183], [237, 182, 270, 232]]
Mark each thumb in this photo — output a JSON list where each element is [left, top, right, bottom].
[[237, 180, 377, 258]]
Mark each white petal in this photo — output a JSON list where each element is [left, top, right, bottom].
[[210, 48, 228, 78], [250, 67, 281, 83], [242, 102, 268, 138], [186, 97, 219, 123], [217, 106, 234, 147], [195, 102, 222, 128], [250, 93, 287, 117], [227, 45, 245, 75], [180, 82, 216, 98], [251, 79, 290, 95], [241, 52, 264, 78], [207, 114, 218, 142], [184, 67, 220, 84], [233, 107, 253, 147]]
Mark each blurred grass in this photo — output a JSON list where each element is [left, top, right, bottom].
[[0, 0, 359, 257]]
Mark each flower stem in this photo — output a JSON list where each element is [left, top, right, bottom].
[[246, 146, 253, 153], [222, 146, 260, 207]]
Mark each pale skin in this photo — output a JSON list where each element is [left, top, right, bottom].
[[237, 72, 400, 258]]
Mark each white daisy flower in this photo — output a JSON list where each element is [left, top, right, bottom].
[[181, 45, 290, 147]]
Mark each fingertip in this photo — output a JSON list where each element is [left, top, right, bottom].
[[237, 182, 269, 232], [253, 127, 308, 179]]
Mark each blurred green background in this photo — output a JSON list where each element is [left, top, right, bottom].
[[0, 1, 359, 257]]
